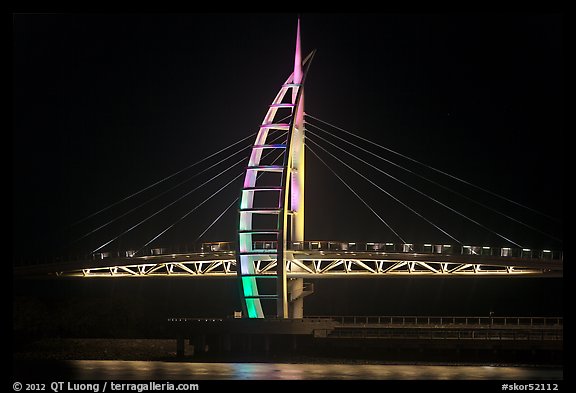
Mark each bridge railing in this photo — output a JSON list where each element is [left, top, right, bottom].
[[14, 240, 561, 265], [327, 328, 563, 341], [91, 242, 237, 260], [308, 315, 563, 328], [289, 241, 563, 261], [88, 241, 562, 261]]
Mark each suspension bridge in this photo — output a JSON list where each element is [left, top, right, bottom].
[[14, 18, 563, 322]]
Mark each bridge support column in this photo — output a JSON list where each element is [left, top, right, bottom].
[[288, 278, 314, 318], [288, 278, 304, 318], [221, 334, 232, 353], [290, 297, 304, 319], [292, 335, 299, 351], [191, 334, 207, 355], [176, 337, 185, 358], [241, 334, 253, 353]]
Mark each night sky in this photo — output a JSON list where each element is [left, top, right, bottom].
[[13, 13, 563, 259], [12, 13, 564, 321]]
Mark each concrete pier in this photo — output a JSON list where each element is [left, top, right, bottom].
[[170, 316, 562, 364]]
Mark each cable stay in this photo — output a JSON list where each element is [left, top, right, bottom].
[[306, 137, 461, 245], [194, 149, 287, 242], [71, 131, 258, 227], [194, 197, 239, 243], [91, 159, 247, 254], [307, 130, 524, 248], [133, 171, 245, 256], [85, 128, 291, 253], [306, 120, 561, 244], [307, 144, 407, 243], [139, 147, 287, 251], [305, 113, 561, 224], [72, 143, 254, 244]]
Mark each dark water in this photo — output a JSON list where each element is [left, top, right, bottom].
[[18, 360, 562, 380]]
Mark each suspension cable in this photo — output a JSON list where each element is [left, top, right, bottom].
[[73, 143, 253, 244], [194, 197, 238, 243], [307, 129, 524, 247], [305, 113, 560, 223], [134, 172, 245, 256], [91, 159, 247, 254], [72, 131, 257, 227], [193, 149, 286, 242], [306, 120, 561, 243], [306, 137, 462, 245], [307, 144, 406, 243], [89, 126, 292, 253]]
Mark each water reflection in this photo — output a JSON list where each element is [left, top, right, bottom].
[[68, 361, 562, 380]]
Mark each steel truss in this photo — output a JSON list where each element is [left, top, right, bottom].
[[236, 19, 316, 318], [53, 250, 561, 278]]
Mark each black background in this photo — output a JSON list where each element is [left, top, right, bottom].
[[13, 13, 563, 256], [12, 13, 563, 328]]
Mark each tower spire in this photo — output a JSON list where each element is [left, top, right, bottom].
[[293, 16, 303, 85], [236, 15, 313, 319]]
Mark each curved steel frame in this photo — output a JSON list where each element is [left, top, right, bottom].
[[40, 248, 563, 278], [21, 20, 563, 320], [21, 242, 562, 278], [236, 20, 315, 318]]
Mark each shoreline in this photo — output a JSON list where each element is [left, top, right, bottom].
[[13, 359, 563, 381], [14, 337, 563, 368]]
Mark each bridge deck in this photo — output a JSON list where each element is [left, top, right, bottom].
[[14, 242, 563, 278]]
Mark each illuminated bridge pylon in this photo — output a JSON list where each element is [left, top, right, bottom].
[[237, 18, 315, 319], [13, 17, 563, 321]]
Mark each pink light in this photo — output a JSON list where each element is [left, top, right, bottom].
[[243, 170, 257, 188], [293, 17, 303, 85], [291, 172, 300, 211]]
